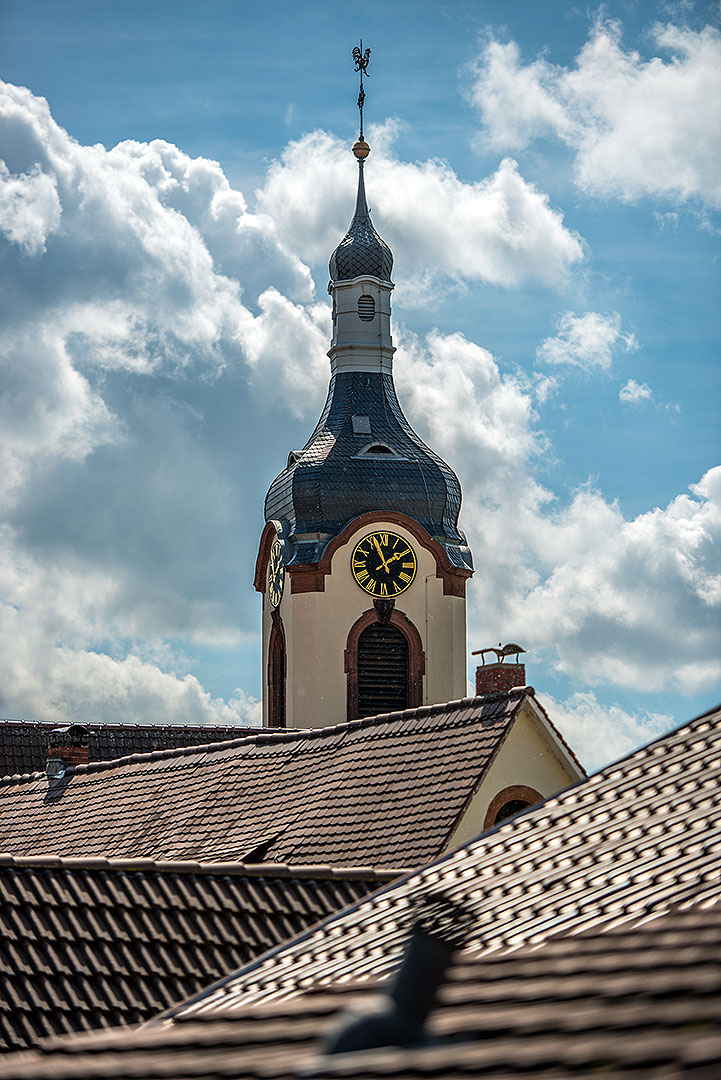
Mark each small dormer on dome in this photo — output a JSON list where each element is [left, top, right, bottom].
[[329, 141, 393, 284]]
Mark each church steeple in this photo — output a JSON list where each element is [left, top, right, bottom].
[[329, 140, 393, 285], [255, 45, 473, 730]]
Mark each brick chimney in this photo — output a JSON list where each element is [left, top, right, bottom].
[[46, 725, 90, 777], [472, 643, 527, 696]]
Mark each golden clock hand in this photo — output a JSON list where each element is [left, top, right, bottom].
[[371, 535, 391, 573]]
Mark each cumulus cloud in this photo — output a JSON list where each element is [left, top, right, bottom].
[[0, 527, 263, 726], [257, 124, 584, 292], [537, 311, 637, 372], [619, 378, 653, 404], [0, 79, 717, 735], [0, 160, 61, 254], [396, 331, 721, 695], [542, 690, 675, 772], [0, 82, 326, 496], [467, 18, 721, 209], [0, 81, 332, 724]]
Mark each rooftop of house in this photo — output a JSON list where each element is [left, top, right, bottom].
[[0, 719, 269, 778], [0, 689, 551, 868], [0, 854, 402, 1054], [15, 897, 710, 1080], [161, 701, 721, 1019], [1, 704, 718, 1078]]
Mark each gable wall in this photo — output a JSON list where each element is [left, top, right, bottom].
[[445, 703, 583, 851]]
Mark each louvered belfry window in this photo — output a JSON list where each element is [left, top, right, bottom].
[[357, 623, 408, 718]]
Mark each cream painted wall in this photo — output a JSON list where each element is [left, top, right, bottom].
[[262, 518, 467, 728], [329, 274, 394, 375], [444, 702, 584, 851]]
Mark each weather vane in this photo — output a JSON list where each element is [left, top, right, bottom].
[[353, 40, 371, 140]]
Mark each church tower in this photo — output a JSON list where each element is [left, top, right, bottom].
[[254, 48, 473, 727]]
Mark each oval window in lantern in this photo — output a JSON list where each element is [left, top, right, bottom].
[[357, 294, 375, 321]]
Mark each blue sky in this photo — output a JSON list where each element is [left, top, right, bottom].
[[0, 0, 719, 769]]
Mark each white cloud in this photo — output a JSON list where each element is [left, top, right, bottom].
[[483, 468, 721, 694], [619, 378, 653, 404], [537, 311, 637, 372], [0, 530, 261, 727], [542, 690, 675, 772], [257, 125, 584, 291], [0, 160, 61, 254], [0, 81, 330, 723], [467, 19, 721, 209], [0, 79, 716, 733], [0, 81, 326, 501], [396, 331, 721, 696]]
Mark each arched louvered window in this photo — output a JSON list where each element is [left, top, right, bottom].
[[357, 294, 375, 321], [268, 612, 286, 728], [357, 623, 408, 718], [345, 609, 425, 722]]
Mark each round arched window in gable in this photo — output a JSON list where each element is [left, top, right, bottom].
[[493, 798, 531, 824], [357, 294, 375, 321], [483, 785, 543, 829]]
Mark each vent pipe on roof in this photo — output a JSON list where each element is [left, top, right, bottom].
[[323, 895, 468, 1056], [45, 725, 90, 777]]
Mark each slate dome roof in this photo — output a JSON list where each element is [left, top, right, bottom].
[[264, 371, 472, 570], [329, 159, 393, 283]]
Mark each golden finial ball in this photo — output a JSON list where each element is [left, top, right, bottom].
[[352, 139, 370, 160]]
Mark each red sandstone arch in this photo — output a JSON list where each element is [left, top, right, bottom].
[[255, 513, 472, 598], [483, 784, 544, 830], [344, 607, 425, 721]]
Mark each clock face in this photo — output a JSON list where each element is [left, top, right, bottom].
[[267, 539, 285, 609], [351, 531, 417, 598]]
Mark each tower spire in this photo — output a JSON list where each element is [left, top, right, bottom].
[[329, 41, 392, 284]]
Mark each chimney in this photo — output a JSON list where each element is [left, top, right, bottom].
[[46, 725, 90, 777], [472, 643, 527, 696]]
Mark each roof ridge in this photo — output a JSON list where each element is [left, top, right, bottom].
[[0, 852, 407, 881], [316, 687, 532, 736], [0, 689, 534, 785], [0, 718, 272, 733]]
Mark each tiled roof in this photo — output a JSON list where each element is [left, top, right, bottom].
[[0, 692, 525, 867], [0, 854, 401, 1053], [264, 372, 473, 569], [1, 856, 719, 1076], [0, 720, 268, 778], [164, 702, 721, 1019]]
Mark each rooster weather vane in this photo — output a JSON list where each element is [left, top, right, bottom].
[[353, 41, 371, 140]]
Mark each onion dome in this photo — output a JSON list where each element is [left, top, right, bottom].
[[329, 141, 393, 283], [264, 371, 473, 572]]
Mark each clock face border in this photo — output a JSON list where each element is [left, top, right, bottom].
[[350, 530, 418, 598], [267, 538, 285, 609]]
